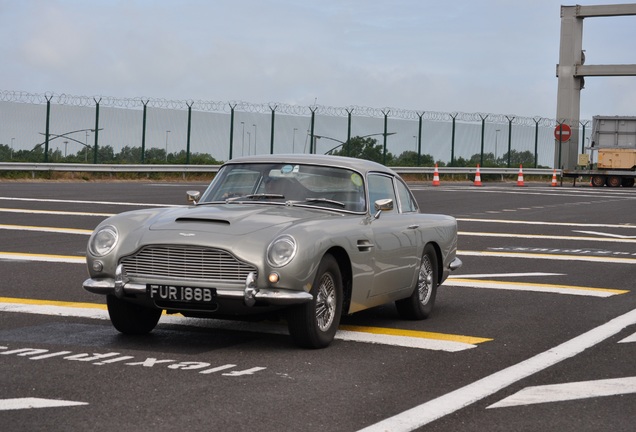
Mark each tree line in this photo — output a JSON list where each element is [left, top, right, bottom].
[[0, 136, 538, 167]]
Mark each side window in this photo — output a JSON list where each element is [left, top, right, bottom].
[[396, 179, 418, 213], [367, 174, 397, 213]]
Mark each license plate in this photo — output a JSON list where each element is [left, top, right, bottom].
[[147, 284, 216, 303]]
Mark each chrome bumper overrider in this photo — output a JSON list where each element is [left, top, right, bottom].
[[82, 268, 313, 307], [449, 257, 462, 271]]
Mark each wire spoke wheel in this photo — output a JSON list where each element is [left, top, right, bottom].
[[316, 273, 337, 332], [417, 255, 434, 306], [396, 243, 439, 320], [287, 254, 343, 348]]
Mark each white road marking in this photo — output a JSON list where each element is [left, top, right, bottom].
[[336, 331, 474, 351], [573, 230, 636, 239], [432, 187, 636, 199], [449, 272, 564, 279], [0, 302, 486, 352], [0, 224, 92, 235], [358, 307, 636, 432], [619, 332, 636, 343], [0, 252, 85, 264], [445, 279, 627, 297], [458, 250, 636, 264], [458, 218, 636, 229], [487, 377, 636, 408], [459, 231, 636, 243], [0, 196, 173, 207], [0, 208, 114, 217], [0, 398, 88, 411]]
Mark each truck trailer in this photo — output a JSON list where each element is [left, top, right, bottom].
[[562, 116, 636, 187]]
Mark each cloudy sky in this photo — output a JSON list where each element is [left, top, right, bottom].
[[2, 0, 635, 120]]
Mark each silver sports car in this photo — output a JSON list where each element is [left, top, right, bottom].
[[83, 154, 461, 348]]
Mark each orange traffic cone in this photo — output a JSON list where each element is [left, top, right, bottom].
[[551, 169, 558, 187], [432, 163, 440, 186], [516, 164, 525, 187], [473, 165, 483, 186]]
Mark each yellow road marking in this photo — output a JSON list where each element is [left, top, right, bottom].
[[447, 278, 629, 296], [0, 296, 106, 310], [0, 252, 85, 263], [339, 325, 492, 344]]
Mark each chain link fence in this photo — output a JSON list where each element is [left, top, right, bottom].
[[1, 90, 587, 167]]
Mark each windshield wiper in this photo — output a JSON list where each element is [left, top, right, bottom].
[[304, 197, 346, 208], [226, 193, 285, 202]]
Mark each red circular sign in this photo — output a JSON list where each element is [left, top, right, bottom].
[[554, 124, 572, 141]]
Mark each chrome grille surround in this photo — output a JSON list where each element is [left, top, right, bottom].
[[120, 245, 257, 282]]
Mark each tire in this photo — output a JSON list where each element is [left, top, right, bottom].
[[287, 254, 343, 349], [621, 177, 635, 188], [607, 176, 622, 188], [106, 295, 162, 335], [591, 175, 606, 187], [395, 243, 439, 320]]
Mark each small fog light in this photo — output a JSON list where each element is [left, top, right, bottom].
[[268, 272, 279, 284], [92, 261, 104, 272]]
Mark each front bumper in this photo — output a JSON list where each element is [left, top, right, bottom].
[[83, 266, 313, 307]]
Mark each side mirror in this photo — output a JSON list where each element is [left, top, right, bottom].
[[187, 190, 201, 205], [373, 198, 393, 219]]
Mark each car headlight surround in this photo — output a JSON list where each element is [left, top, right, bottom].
[[267, 235, 297, 268], [89, 225, 119, 257]]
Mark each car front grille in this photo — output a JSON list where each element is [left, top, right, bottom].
[[120, 245, 257, 282]]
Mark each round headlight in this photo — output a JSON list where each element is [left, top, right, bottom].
[[89, 225, 119, 257], [267, 235, 297, 268]]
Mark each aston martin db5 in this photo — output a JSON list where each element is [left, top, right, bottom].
[[83, 154, 461, 348]]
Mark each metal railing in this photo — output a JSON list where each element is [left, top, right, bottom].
[[0, 162, 558, 177]]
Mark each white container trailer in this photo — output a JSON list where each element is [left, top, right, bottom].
[[562, 116, 636, 187]]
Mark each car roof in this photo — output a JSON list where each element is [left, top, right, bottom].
[[224, 154, 396, 177]]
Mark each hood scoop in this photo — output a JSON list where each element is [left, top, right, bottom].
[[175, 217, 230, 225]]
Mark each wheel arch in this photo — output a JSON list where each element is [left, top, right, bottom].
[[425, 241, 444, 286], [324, 246, 352, 315]]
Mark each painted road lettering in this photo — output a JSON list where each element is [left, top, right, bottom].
[[0, 345, 266, 377]]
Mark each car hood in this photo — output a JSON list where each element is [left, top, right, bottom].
[[148, 203, 339, 235]]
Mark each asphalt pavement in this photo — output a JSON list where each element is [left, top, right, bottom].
[[0, 179, 635, 432]]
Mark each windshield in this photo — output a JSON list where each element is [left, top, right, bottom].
[[199, 163, 366, 212]]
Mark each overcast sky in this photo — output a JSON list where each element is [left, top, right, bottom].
[[2, 0, 635, 120]]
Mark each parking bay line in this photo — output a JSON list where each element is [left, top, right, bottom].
[[445, 278, 628, 297], [0, 196, 172, 208], [459, 231, 636, 244], [0, 207, 115, 217], [0, 252, 85, 264], [0, 224, 92, 235], [0, 398, 88, 411], [457, 218, 636, 230], [458, 250, 636, 264], [0, 298, 490, 352]]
